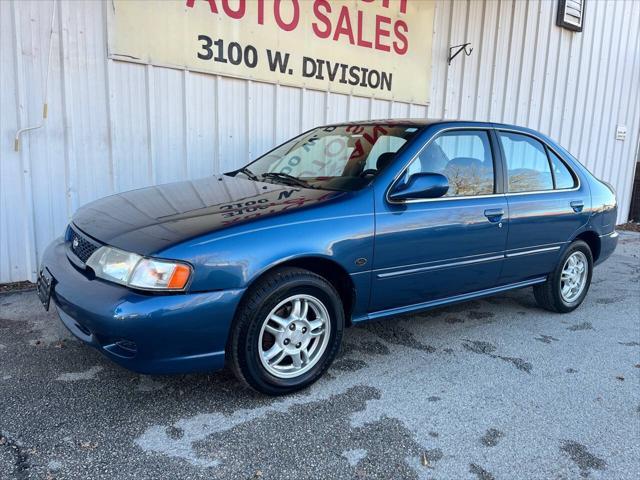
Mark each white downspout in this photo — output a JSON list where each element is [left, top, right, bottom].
[[13, 0, 57, 152]]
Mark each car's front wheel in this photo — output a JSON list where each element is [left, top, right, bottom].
[[228, 267, 344, 395], [534, 240, 593, 313]]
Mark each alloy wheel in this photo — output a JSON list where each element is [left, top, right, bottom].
[[560, 251, 588, 303], [258, 294, 331, 379]]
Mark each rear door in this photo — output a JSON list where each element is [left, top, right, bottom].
[[370, 128, 509, 313], [496, 129, 591, 283]]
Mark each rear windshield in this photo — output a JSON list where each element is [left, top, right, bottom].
[[231, 124, 420, 191]]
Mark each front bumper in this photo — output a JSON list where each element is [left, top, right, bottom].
[[41, 237, 245, 374]]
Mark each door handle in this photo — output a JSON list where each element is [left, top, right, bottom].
[[484, 208, 504, 223], [570, 200, 584, 213]]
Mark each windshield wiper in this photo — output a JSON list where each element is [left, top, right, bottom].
[[261, 172, 313, 188], [237, 167, 260, 181]]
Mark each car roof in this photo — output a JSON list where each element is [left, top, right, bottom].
[[325, 119, 526, 129], [325, 118, 443, 127], [324, 119, 548, 139]]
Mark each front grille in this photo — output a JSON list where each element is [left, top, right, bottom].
[[68, 226, 100, 263]]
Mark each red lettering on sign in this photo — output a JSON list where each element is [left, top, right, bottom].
[[333, 6, 355, 45], [312, 0, 332, 39], [393, 19, 408, 55], [356, 11, 372, 48], [374, 15, 391, 52], [186, 0, 218, 14], [186, 0, 411, 54], [221, 0, 245, 20], [360, 0, 407, 14], [274, 0, 300, 32], [257, 0, 265, 24]]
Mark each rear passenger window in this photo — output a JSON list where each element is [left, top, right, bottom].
[[407, 130, 495, 197], [548, 150, 577, 189], [498, 132, 553, 193]]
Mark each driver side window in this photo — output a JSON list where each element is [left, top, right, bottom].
[[406, 130, 495, 197]]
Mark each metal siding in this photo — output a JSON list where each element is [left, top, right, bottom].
[[1, 0, 29, 282], [1, 0, 639, 283], [186, 72, 218, 178]]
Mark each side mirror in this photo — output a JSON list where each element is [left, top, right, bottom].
[[389, 173, 449, 201]]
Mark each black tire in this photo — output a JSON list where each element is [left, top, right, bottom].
[[533, 240, 593, 313], [227, 267, 344, 395]]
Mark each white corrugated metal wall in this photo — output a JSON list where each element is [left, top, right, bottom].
[[1, 0, 639, 283]]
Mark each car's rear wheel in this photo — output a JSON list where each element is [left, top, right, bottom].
[[533, 240, 593, 313], [228, 267, 344, 395]]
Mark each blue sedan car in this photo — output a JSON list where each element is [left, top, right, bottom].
[[38, 120, 618, 394]]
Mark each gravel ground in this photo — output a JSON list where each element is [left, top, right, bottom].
[[1, 232, 638, 480]]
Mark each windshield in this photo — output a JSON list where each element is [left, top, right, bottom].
[[230, 124, 420, 191]]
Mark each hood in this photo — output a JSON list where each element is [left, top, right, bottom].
[[72, 175, 343, 255]]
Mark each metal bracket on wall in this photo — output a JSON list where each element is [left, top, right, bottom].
[[448, 43, 473, 65]]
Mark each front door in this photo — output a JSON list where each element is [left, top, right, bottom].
[[370, 128, 508, 313]]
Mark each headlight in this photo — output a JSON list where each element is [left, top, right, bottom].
[[86, 246, 191, 290], [129, 258, 191, 290]]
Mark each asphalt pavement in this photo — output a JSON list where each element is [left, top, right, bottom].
[[1, 232, 638, 480]]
